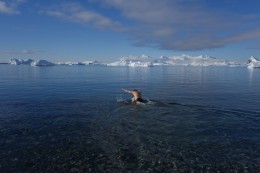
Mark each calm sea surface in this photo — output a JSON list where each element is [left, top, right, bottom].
[[0, 65, 259, 172]]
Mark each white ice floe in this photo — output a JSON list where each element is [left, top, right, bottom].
[[31, 60, 55, 66], [247, 56, 260, 68]]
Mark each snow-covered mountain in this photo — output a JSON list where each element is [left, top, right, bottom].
[[247, 56, 260, 68]]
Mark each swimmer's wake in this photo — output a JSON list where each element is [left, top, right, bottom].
[[117, 97, 155, 105]]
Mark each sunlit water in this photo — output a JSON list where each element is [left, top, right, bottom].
[[0, 65, 259, 172]]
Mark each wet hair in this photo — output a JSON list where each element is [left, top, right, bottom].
[[133, 89, 141, 92]]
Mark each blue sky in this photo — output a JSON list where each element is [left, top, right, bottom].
[[0, 0, 260, 63]]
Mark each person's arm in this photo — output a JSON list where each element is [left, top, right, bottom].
[[122, 89, 132, 94]]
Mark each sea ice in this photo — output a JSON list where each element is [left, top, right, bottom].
[[247, 56, 260, 68]]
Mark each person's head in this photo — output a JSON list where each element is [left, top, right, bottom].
[[133, 89, 141, 92]]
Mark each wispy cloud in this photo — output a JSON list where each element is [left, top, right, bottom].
[[0, 0, 26, 14], [99, 0, 260, 51], [2, 49, 41, 55], [39, 0, 260, 51], [248, 44, 260, 50], [40, 2, 125, 32]]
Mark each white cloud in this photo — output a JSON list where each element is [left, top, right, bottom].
[[0, 0, 25, 14], [40, 0, 260, 51], [2, 49, 41, 55], [0, 1, 17, 14], [41, 2, 125, 32], [98, 0, 260, 51]]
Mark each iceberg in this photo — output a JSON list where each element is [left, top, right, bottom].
[[9, 58, 34, 65], [31, 60, 55, 66], [9, 58, 54, 66], [107, 60, 153, 67], [153, 56, 170, 66], [57, 60, 104, 66], [56, 61, 82, 65], [107, 54, 243, 67], [81, 60, 104, 66], [247, 56, 260, 68], [129, 61, 153, 67], [5, 54, 247, 68], [164, 55, 229, 66], [107, 55, 153, 67]]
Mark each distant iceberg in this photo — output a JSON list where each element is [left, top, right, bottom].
[[107, 55, 153, 67], [247, 56, 260, 68], [57, 61, 84, 65], [31, 60, 55, 66], [107, 60, 153, 67], [57, 60, 104, 66], [163, 55, 231, 66], [9, 58, 34, 65], [6, 54, 248, 68], [9, 58, 55, 66], [107, 54, 242, 67]]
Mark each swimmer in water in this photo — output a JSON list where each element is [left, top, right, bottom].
[[122, 89, 144, 103]]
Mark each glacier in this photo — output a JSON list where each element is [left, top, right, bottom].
[[247, 56, 260, 68]]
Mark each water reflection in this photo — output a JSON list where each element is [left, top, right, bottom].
[[248, 67, 254, 83], [1, 65, 260, 172]]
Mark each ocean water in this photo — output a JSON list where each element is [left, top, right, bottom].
[[0, 65, 259, 173]]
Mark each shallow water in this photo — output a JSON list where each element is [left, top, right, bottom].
[[0, 65, 260, 172]]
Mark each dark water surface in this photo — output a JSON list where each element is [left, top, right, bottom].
[[0, 65, 260, 172]]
